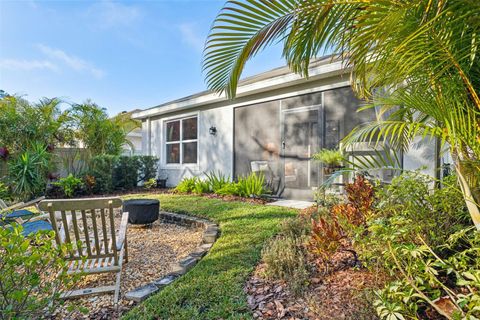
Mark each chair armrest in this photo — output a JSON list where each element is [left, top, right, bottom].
[[116, 211, 129, 251]]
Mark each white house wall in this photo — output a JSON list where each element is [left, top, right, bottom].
[[142, 106, 234, 187]]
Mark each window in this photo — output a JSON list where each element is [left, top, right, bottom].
[[165, 116, 198, 164]]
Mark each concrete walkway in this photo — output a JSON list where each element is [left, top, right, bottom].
[[267, 199, 315, 210]]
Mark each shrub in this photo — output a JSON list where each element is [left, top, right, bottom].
[[113, 156, 140, 190], [138, 156, 159, 182], [175, 177, 198, 193], [89, 155, 117, 194], [0, 224, 77, 318], [144, 178, 157, 189], [312, 149, 344, 166], [54, 174, 84, 198], [236, 172, 266, 197]]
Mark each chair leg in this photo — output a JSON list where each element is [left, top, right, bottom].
[[124, 236, 128, 263], [113, 269, 122, 305]]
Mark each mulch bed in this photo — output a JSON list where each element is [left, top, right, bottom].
[[50, 216, 203, 319], [245, 259, 386, 320]]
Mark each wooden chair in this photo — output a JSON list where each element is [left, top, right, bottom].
[[38, 197, 129, 304]]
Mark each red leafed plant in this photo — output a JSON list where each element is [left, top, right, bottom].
[[308, 175, 375, 271], [340, 175, 375, 226], [308, 215, 345, 270]]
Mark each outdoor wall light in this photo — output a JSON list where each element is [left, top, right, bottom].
[[209, 126, 217, 136]]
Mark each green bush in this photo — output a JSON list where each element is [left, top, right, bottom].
[[89, 155, 117, 194], [54, 174, 84, 198], [113, 156, 140, 190], [0, 224, 77, 319], [174, 177, 198, 193], [138, 156, 159, 182], [236, 172, 266, 197]]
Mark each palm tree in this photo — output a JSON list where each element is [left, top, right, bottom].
[[71, 101, 140, 156], [203, 0, 480, 229]]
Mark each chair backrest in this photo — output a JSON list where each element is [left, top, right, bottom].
[[38, 197, 123, 265]]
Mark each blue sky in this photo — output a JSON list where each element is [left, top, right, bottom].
[[0, 0, 285, 115]]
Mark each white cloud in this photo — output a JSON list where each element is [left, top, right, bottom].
[[179, 23, 205, 52], [37, 44, 105, 78], [0, 58, 58, 71], [86, 1, 141, 29]]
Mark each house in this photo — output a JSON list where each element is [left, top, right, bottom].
[[133, 56, 442, 200]]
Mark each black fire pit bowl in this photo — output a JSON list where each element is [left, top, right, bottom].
[[123, 199, 160, 225]]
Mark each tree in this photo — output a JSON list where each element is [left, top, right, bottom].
[[70, 101, 140, 156], [203, 0, 480, 229]]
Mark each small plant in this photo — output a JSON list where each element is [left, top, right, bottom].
[[312, 149, 344, 167], [308, 215, 345, 270], [216, 182, 239, 196], [144, 178, 157, 189], [193, 180, 210, 195], [0, 224, 78, 318], [205, 171, 230, 193], [174, 177, 198, 193], [54, 174, 84, 198], [262, 233, 310, 295], [236, 172, 266, 197]]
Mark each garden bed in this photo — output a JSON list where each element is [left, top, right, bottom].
[[51, 212, 203, 319]]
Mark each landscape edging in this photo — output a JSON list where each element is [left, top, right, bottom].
[[124, 212, 219, 302]]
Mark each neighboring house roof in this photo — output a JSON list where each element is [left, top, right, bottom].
[[133, 55, 350, 120]]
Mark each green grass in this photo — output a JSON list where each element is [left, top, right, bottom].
[[122, 194, 296, 320]]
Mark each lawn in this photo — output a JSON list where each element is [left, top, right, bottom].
[[122, 193, 297, 320]]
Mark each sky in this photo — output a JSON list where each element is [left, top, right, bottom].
[[0, 0, 285, 115]]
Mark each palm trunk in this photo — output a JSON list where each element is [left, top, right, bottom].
[[455, 162, 480, 231]]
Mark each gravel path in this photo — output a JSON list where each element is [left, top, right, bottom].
[[52, 216, 203, 319]]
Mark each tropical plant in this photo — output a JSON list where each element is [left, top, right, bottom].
[[203, 0, 480, 229], [54, 174, 84, 198], [7, 143, 53, 201], [312, 149, 344, 167]]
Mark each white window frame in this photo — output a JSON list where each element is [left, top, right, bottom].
[[164, 115, 198, 165]]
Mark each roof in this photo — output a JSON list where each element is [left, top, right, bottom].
[[133, 54, 349, 119]]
